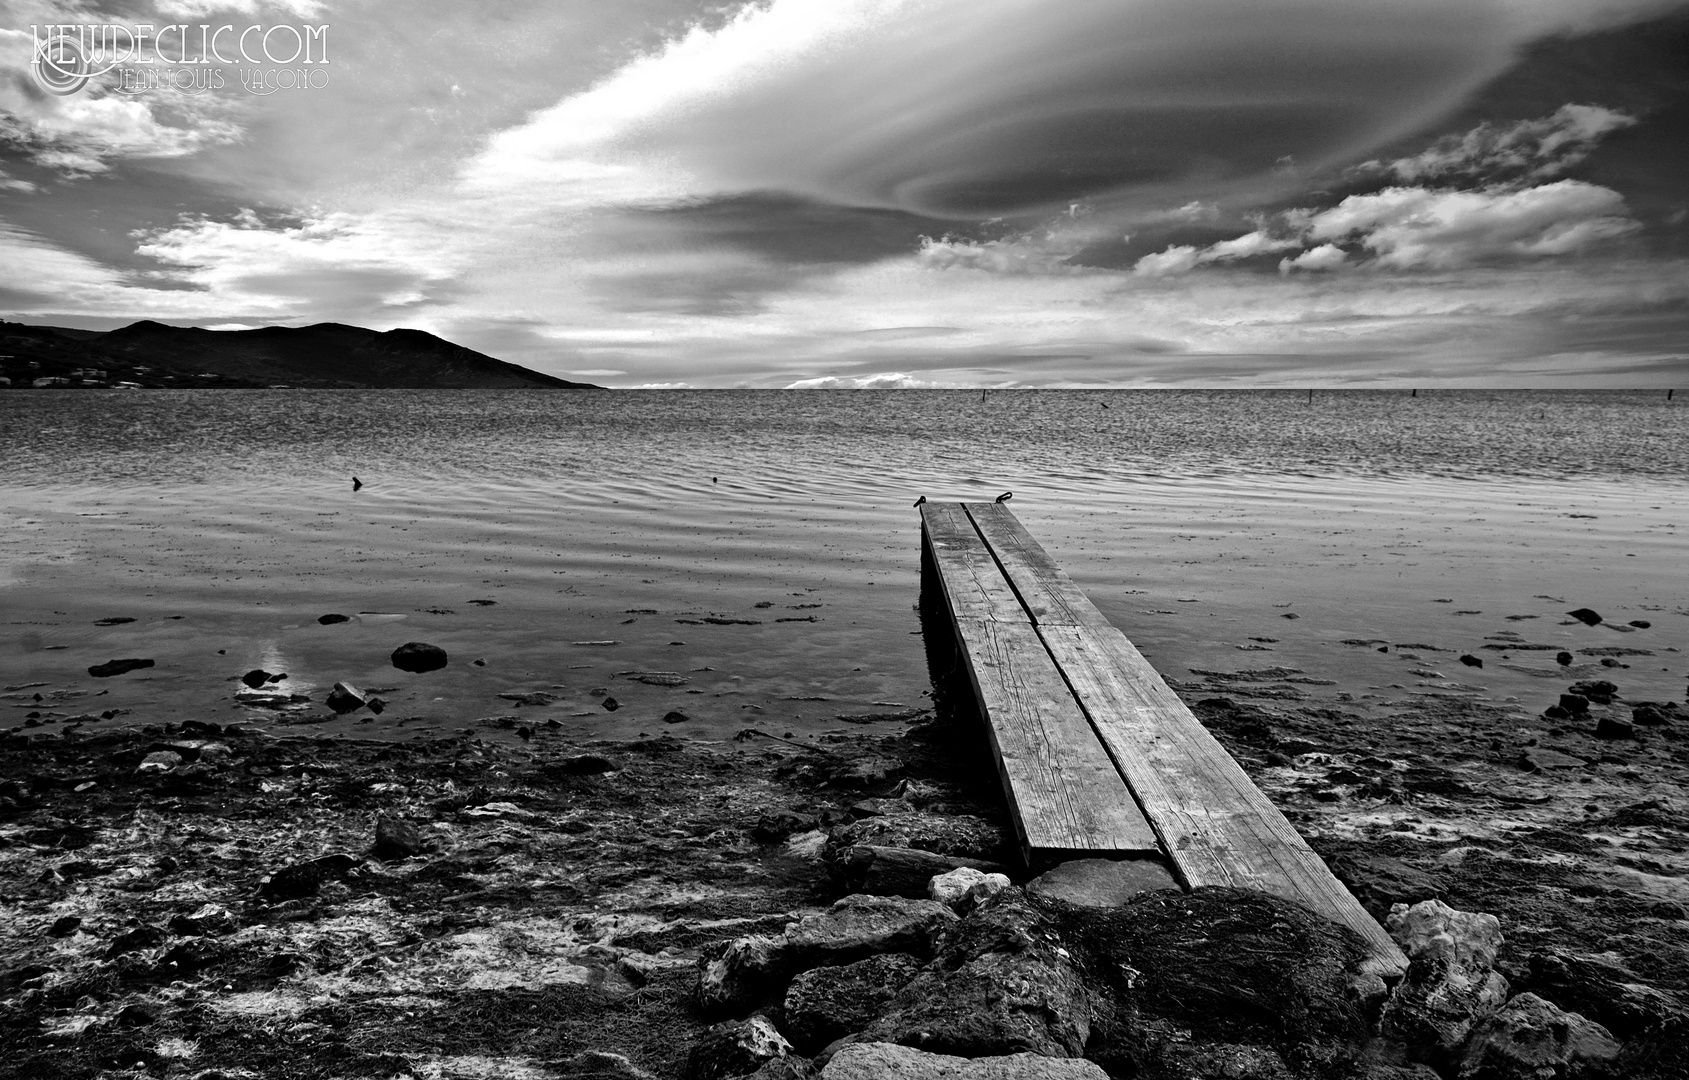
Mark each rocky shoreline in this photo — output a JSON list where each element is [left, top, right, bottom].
[[1, 678, 1685, 1079]]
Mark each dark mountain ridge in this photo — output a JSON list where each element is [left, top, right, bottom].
[[0, 320, 600, 389]]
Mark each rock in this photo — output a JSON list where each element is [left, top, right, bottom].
[[601, 696, 621, 711], [1567, 609, 1603, 626], [1517, 748, 1588, 773], [1543, 706, 1572, 721], [88, 658, 154, 678], [1460, 654, 1484, 668], [929, 867, 1011, 912], [1599, 658, 1624, 669], [664, 710, 692, 724], [167, 903, 235, 937], [258, 853, 360, 901], [830, 845, 1010, 899], [558, 754, 618, 775], [696, 896, 957, 1015], [1631, 702, 1677, 726], [827, 757, 900, 789], [373, 816, 428, 860], [367, 696, 387, 715], [390, 641, 448, 673], [325, 682, 368, 714], [1382, 900, 1510, 1062], [555, 1050, 659, 1078], [1025, 858, 1179, 908], [1328, 854, 1446, 918], [318, 613, 351, 624], [1556, 652, 1574, 666], [1568, 681, 1617, 704], [107, 924, 168, 957], [1628, 620, 1651, 628], [727, 1059, 814, 1080], [783, 952, 926, 1053], [683, 1017, 792, 1080], [48, 915, 81, 938], [240, 669, 273, 689], [784, 895, 958, 968], [137, 750, 183, 773], [1457, 992, 1620, 1079], [116, 1003, 160, 1027], [752, 810, 820, 843], [696, 935, 788, 1015], [1525, 950, 1688, 1039], [820, 1043, 1107, 1079], [1594, 716, 1634, 740], [827, 813, 1008, 859], [1558, 694, 1590, 715]]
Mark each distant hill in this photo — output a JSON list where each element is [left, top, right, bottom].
[[0, 320, 601, 390]]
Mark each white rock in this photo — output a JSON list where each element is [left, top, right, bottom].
[[928, 866, 1011, 911]]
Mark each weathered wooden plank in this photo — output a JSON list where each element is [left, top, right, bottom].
[[959, 500, 1406, 974], [1039, 621, 1407, 976], [949, 614, 1161, 858], [921, 502, 1158, 860], [921, 502, 1027, 624], [963, 501, 1112, 629]]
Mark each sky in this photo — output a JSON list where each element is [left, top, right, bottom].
[[2, 0, 1688, 387]]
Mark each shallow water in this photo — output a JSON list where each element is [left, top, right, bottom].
[[3, 389, 1685, 743]]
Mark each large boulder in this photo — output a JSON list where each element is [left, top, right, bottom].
[[819, 1043, 1107, 1079], [1456, 993, 1620, 1079], [1381, 900, 1511, 1062]]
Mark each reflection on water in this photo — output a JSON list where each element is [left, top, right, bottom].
[[2, 390, 1685, 743]]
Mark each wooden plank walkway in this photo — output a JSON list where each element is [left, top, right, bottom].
[[921, 500, 1409, 977]]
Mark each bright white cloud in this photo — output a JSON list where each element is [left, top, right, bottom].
[[1134, 230, 1301, 277], [463, 0, 1671, 220], [785, 371, 960, 389], [1301, 180, 1639, 269], [1278, 244, 1348, 274]]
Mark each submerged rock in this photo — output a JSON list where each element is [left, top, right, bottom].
[[325, 682, 368, 714], [241, 668, 273, 689], [391, 641, 448, 673], [88, 658, 154, 678]]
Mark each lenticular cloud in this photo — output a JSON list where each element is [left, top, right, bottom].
[[468, 0, 1678, 220]]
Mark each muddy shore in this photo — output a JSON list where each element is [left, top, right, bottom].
[[3, 653, 1687, 1080]]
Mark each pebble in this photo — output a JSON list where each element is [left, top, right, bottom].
[[663, 710, 692, 724], [1459, 654, 1483, 668], [325, 682, 368, 714]]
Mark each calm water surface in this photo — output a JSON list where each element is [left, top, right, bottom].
[[3, 390, 1685, 743]]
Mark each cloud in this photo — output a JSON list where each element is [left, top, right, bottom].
[[1355, 103, 1638, 184], [1298, 180, 1640, 269], [784, 371, 960, 388], [464, 0, 1676, 220], [0, 22, 245, 177], [1133, 229, 1302, 276], [1278, 244, 1348, 274]]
